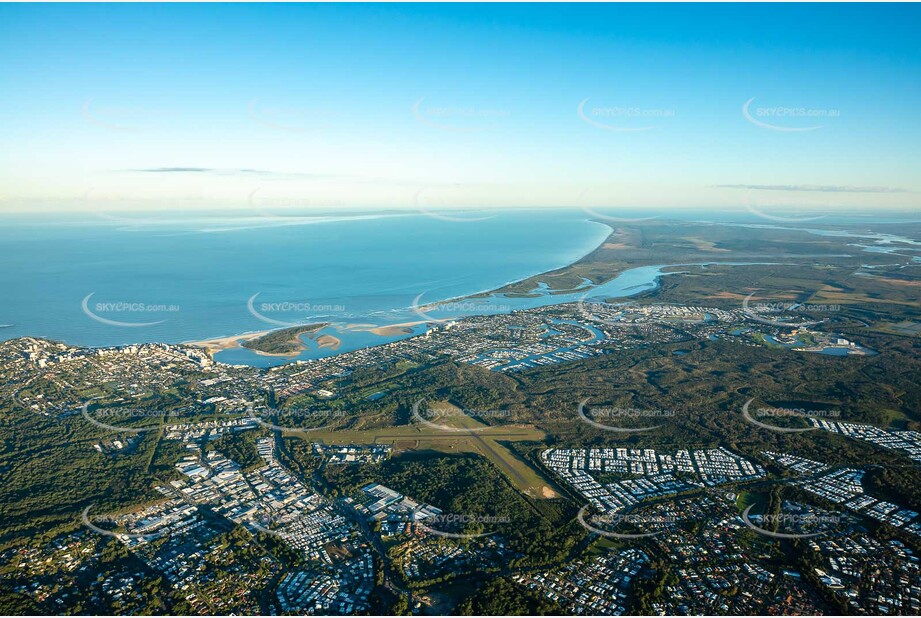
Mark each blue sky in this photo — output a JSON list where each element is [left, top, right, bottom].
[[1, 2, 919, 213]]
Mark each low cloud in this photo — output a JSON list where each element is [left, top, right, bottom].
[[134, 167, 212, 173], [126, 167, 337, 179], [715, 184, 911, 194]]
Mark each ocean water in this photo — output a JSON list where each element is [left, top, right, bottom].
[[4, 208, 913, 367], [0, 209, 616, 352], [213, 262, 735, 367]]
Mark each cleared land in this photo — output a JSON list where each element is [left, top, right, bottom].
[[299, 402, 558, 499]]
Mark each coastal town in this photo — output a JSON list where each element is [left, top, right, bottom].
[[3, 2, 920, 616], [0, 293, 918, 615], [513, 548, 649, 615], [542, 446, 765, 514], [2, 295, 874, 420]]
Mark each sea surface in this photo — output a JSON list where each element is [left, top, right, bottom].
[[1, 208, 915, 367], [1, 210, 616, 355]]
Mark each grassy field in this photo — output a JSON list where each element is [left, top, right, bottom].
[[299, 402, 559, 499], [735, 490, 768, 513], [874, 321, 921, 337]]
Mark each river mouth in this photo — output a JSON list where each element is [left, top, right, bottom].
[[4, 212, 915, 366], [214, 261, 772, 367]]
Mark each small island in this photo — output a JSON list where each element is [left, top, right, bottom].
[[241, 323, 328, 355]]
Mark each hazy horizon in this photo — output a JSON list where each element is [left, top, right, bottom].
[[1, 3, 920, 214]]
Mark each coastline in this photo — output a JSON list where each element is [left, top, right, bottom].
[[5, 215, 904, 366], [186, 320, 433, 358], [343, 321, 428, 336], [396, 219, 617, 310], [183, 219, 618, 361], [186, 330, 276, 354], [449, 219, 616, 301]]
